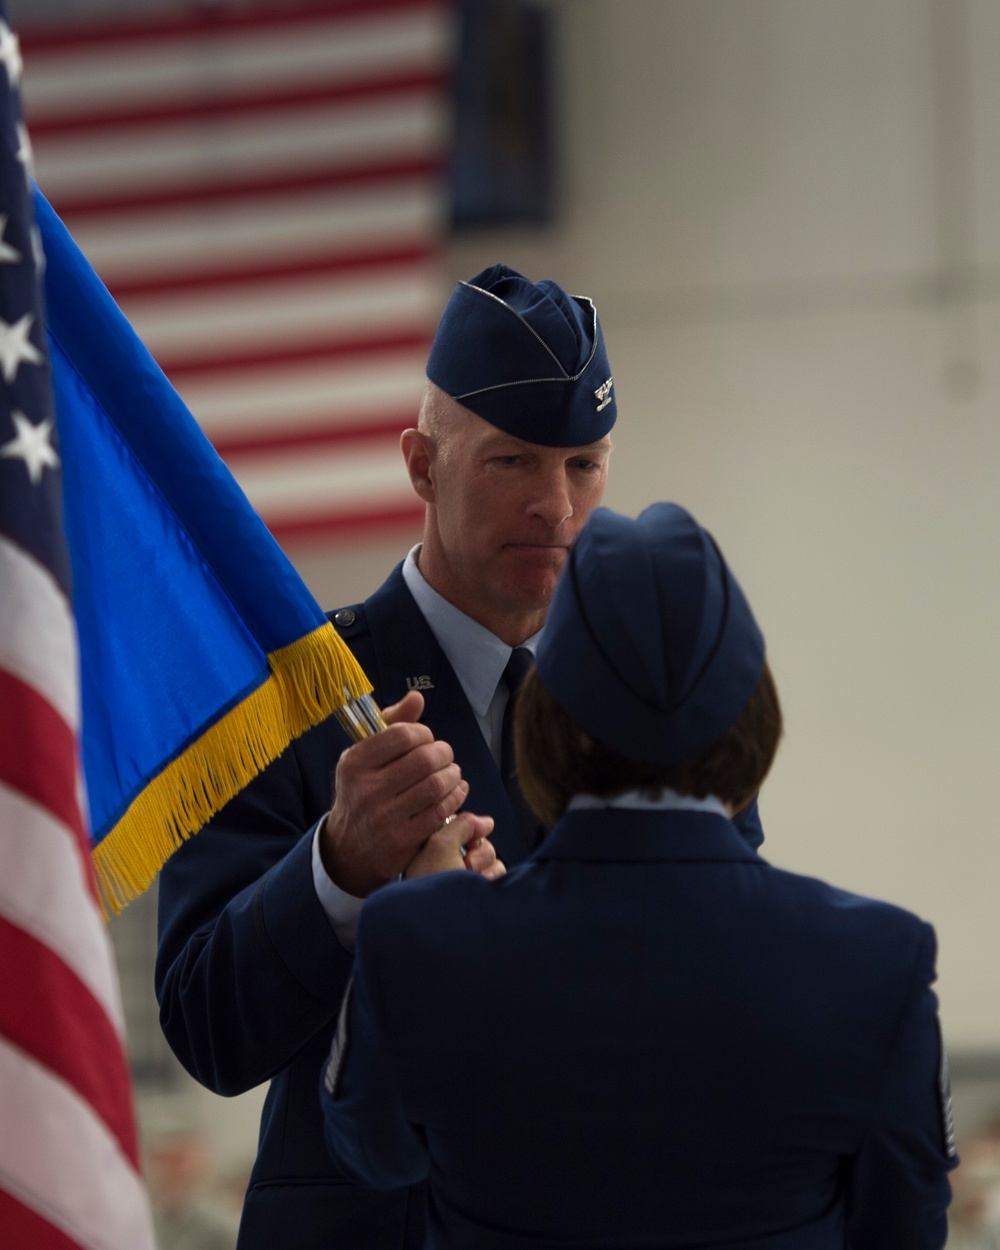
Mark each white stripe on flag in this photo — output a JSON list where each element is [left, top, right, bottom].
[[65, 186, 441, 286], [178, 351, 429, 436], [121, 266, 441, 361], [0, 536, 78, 731], [232, 440, 417, 521], [0, 1036, 151, 1250], [35, 94, 447, 203], [0, 782, 125, 1036]]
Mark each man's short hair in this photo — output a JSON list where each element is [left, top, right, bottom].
[[515, 660, 782, 829]]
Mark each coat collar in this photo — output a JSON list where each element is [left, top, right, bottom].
[[532, 807, 767, 866]]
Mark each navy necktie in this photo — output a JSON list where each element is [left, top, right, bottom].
[[500, 647, 543, 849]]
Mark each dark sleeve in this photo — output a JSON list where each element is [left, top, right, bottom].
[[154, 725, 354, 1095], [845, 922, 957, 1250], [320, 902, 429, 1189]]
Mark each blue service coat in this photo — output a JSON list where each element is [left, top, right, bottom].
[[156, 564, 764, 1248], [321, 806, 955, 1250]]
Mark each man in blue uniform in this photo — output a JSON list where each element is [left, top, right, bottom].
[[158, 267, 772, 1249], [321, 501, 956, 1249]]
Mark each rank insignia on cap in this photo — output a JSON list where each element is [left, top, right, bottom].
[[594, 378, 613, 412]]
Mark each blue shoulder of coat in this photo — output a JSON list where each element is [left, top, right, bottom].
[[326, 562, 405, 643], [762, 864, 937, 980], [324, 562, 411, 698]]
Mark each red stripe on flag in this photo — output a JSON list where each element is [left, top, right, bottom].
[[213, 416, 411, 458], [105, 243, 437, 300], [0, 1188, 83, 1250], [48, 157, 445, 219], [270, 502, 425, 545], [158, 331, 434, 380], [28, 72, 450, 138], [0, 917, 140, 1170], [19, 0, 450, 53], [0, 669, 88, 852]]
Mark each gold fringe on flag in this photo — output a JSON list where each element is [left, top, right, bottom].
[[91, 621, 384, 918]]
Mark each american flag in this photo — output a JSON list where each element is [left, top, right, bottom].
[[0, 10, 155, 1248], [20, 0, 453, 545]]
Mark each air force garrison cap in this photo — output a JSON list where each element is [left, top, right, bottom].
[[534, 503, 766, 767], [426, 263, 616, 448]]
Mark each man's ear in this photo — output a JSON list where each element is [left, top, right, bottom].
[[401, 427, 435, 503]]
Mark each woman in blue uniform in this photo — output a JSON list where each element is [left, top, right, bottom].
[[321, 501, 956, 1249]]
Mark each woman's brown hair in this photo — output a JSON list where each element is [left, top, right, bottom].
[[514, 661, 782, 829]]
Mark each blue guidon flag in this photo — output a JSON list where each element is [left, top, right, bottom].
[[36, 188, 384, 916]]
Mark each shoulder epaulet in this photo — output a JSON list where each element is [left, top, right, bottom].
[[327, 604, 368, 639]]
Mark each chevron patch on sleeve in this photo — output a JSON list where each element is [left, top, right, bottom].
[[324, 979, 354, 1098]]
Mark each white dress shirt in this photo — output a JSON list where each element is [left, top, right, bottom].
[[567, 790, 728, 816]]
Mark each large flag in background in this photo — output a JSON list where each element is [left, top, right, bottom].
[[20, 0, 452, 544], [0, 9, 156, 1246]]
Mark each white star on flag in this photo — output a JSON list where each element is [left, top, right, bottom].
[[31, 223, 45, 273], [0, 310, 43, 381], [15, 119, 33, 178], [0, 410, 60, 484], [0, 213, 20, 264], [0, 21, 21, 88]]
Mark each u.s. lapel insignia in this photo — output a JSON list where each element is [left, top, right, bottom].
[[594, 377, 613, 411], [406, 675, 434, 691]]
